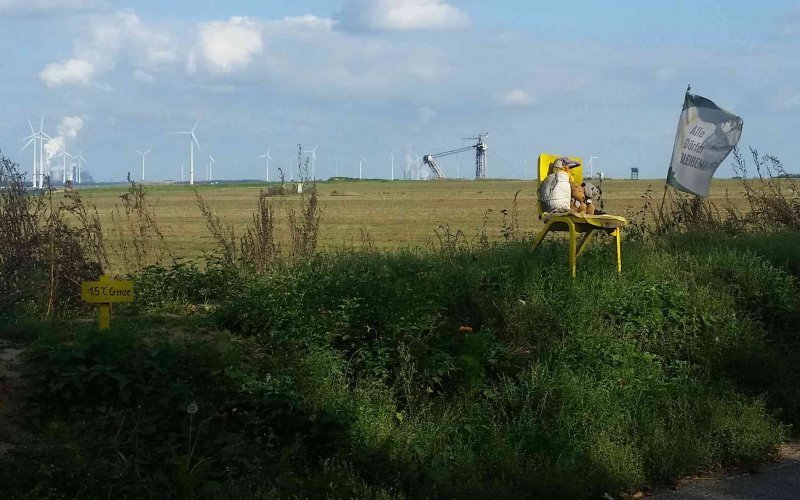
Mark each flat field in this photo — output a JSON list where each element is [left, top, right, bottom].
[[79, 178, 747, 262]]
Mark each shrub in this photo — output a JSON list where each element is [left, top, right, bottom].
[[0, 153, 106, 320]]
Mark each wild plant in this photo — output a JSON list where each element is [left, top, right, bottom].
[[0, 152, 106, 317], [110, 177, 173, 275], [196, 190, 238, 266], [733, 147, 800, 230], [240, 190, 279, 272], [288, 145, 322, 263]]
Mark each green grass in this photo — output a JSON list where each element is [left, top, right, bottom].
[[3, 234, 798, 499]]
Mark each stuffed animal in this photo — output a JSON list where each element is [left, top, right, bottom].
[[581, 182, 603, 215], [539, 157, 579, 213], [539, 170, 571, 212], [570, 183, 587, 214]]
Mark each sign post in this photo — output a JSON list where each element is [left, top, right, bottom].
[[81, 274, 135, 330]]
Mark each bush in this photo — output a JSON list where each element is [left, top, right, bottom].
[[2, 323, 348, 498], [4, 234, 798, 498]]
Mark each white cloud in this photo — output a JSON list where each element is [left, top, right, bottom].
[[57, 115, 85, 139], [278, 15, 336, 31], [43, 115, 87, 169], [39, 10, 177, 88], [39, 58, 96, 87], [338, 0, 471, 31], [194, 17, 263, 75], [253, 14, 449, 94], [502, 89, 536, 107], [0, 0, 102, 15]]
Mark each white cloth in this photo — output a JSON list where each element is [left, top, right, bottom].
[[539, 171, 571, 212]]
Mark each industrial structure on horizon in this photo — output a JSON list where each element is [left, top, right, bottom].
[[422, 133, 489, 180]]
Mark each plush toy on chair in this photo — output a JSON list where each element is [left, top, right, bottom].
[[581, 182, 604, 215], [539, 157, 581, 214], [570, 183, 587, 214]]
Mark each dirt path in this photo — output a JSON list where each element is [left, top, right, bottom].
[[655, 443, 800, 499], [0, 346, 25, 457]]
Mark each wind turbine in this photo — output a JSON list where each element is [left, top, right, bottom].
[[172, 120, 201, 185], [19, 120, 37, 186], [390, 150, 398, 180], [359, 156, 367, 180], [20, 116, 53, 188], [588, 156, 598, 179], [307, 145, 318, 181], [136, 149, 151, 181], [258, 148, 272, 182], [208, 155, 215, 181], [75, 152, 87, 184], [57, 149, 74, 184], [414, 153, 421, 180]]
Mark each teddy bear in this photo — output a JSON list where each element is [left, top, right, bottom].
[[580, 182, 604, 215], [570, 183, 587, 214]]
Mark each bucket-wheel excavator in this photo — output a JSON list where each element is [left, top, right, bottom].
[[422, 133, 488, 180]]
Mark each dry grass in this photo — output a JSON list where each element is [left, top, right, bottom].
[[76, 178, 753, 267]]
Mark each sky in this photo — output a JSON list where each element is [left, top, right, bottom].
[[1, 0, 799, 182]]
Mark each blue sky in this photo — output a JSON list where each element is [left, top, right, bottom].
[[1, 0, 798, 182]]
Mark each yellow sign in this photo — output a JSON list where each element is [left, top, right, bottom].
[[81, 275, 134, 304]]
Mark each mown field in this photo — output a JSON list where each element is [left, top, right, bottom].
[[78, 178, 749, 264]]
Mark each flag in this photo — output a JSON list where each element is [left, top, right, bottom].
[[667, 92, 743, 197]]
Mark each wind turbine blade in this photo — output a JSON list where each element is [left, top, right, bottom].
[[258, 154, 267, 158], [28, 119, 35, 134], [192, 119, 201, 132], [145, 149, 151, 155], [266, 147, 270, 156], [192, 133, 202, 150], [20, 137, 35, 152], [40, 131, 53, 140], [267, 154, 272, 160], [39, 114, 44, 133]]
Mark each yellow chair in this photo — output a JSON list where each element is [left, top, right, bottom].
[[532, 153, 627, 277]]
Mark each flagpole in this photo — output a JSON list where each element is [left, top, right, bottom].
[[658, 83, 691, 226]]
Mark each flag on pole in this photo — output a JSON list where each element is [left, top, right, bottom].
[[667, 92, 743, 197]]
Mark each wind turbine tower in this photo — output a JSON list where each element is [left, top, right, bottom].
[[359, 156, 367, 180], [307, 146, 318, 181], [136, 149, 151, 181], [75, 152, 87, 184], [172, 120, 202, 185], [208, 155, 215, 181], [390, 150, 398, 180], [258, 148, 272, 182]]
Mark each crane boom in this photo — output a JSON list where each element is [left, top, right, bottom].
[[422, 133, 488, 180]]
